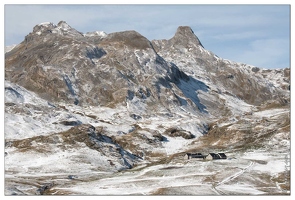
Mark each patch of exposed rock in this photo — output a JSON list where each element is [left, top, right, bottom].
[[6, 124, 140, 171]]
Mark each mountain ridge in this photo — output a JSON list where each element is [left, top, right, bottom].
[[4, 21, 290, 195]]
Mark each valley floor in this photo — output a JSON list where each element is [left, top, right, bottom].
[[4, 81, 290, 195], [5, 145, 290, 195]]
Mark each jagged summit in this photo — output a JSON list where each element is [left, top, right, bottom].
[[171, 26, 204, 48], [151, 26, 206, 54], [57, 20, 72, 30], [33, 22, 56, 34], [30, 20, 83, 38], [34, 21, 72, 30], [36, 22, 56, 27], [29, 22, 205, 51]]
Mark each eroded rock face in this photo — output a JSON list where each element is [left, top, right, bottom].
[[6, 21, 204, 113], [5, 21, 289, 112], [152, 28, 289, 107]]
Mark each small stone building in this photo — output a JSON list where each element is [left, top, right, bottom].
[[217, 153, 227, 159], [204, 153, 227, 160], [186, 153, 204, 159], [186, 152, 227, 160]]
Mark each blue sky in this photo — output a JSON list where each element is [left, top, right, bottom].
[[4, 4, 290, 69]]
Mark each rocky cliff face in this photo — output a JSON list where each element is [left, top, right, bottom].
[[152, 26, 289, 107], [6, 22, 204, 116], [5, 21, 290, 195]]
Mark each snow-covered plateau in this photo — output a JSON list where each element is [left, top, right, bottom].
[[4, 21, 290, 195]]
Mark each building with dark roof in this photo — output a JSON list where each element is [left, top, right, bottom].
[[186, 153, 205, 159], [204, 153, 227, 160], [217, 153, 227, 159]]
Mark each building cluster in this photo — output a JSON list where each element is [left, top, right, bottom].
[[186, 152, 227, 160]]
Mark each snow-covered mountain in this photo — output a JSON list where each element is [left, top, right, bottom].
[[5, 21, 290, 195]]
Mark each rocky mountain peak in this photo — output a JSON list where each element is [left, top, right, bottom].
[[57, 20, 73, 31], [30, 21, 83, 39], [171, 26, 204, 48], [32, 22, 56, 35], [55, 20, 83, 37], [175, 26, 194, 36], [34, 22, 56, 29]]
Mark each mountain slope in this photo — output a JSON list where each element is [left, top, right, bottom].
[[5, 21, 290, 195]]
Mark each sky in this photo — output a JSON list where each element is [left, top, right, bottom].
[[3, 3, 291, 69]]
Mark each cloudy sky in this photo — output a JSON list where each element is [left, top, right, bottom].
[[4, 3, 290, 69]]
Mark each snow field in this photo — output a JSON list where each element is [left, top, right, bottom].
[[4, 78, 290, 195]]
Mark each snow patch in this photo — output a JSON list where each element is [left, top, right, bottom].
[[39, 22, 53, 26], [5, 81, 48, 106], [84, 31, 107, 38], [253, 108, 288, 118], [162, 136, 191, 155], [220, 93, 253, 116]]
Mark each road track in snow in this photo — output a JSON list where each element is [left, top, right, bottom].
[[212, 161, 254, 195]]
